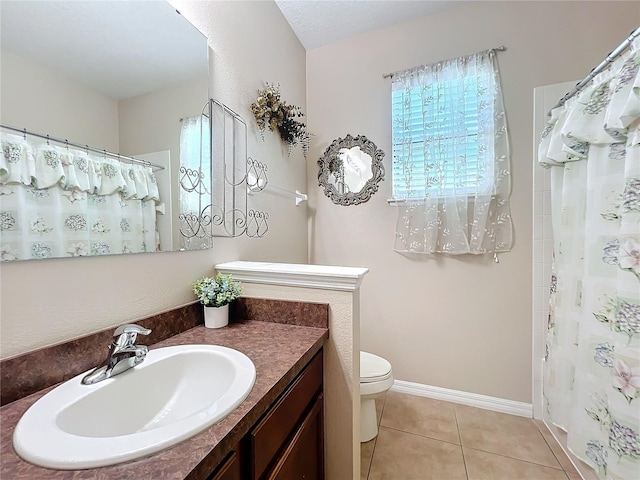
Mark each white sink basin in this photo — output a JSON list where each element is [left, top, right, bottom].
[[13, 344, 256, 470]]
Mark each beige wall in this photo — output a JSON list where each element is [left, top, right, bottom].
[[0, 0, 308, 359], [0, 51, 120, 151], [306, 1, 639, 403]]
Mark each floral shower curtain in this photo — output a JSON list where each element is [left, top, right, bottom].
[[538, 42, 640, 479], [1, 133, 159, 260]]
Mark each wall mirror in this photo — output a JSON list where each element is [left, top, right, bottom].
[[318, 134, 385, 206], [0, 1, 210, 261]]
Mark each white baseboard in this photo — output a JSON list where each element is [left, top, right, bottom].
[[391, 380, 533, 418]]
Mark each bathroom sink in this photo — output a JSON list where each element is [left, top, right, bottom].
[[13, 344, 256, 470]]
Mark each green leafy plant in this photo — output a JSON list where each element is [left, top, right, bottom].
[[193, 273, 243, 308], [250, 83, 310, 157]]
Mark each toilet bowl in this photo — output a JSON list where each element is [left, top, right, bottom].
[[360, 351, 393, 442]]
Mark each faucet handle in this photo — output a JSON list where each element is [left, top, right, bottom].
[[113, 324, 152, 337], [112, 324, 152, 348]]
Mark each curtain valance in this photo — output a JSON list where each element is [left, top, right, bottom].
[[1, 133, 159, 201], [538, 50, 640, 167]]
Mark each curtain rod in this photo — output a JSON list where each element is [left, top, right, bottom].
[[0, 124, 164, 170], [549, 26, 640, 113], [382, 45, 507, 79]]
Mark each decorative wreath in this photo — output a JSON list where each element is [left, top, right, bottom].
[[250, 83, 310, 157]]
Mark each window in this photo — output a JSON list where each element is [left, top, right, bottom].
[[393, 75, 494, 199], [390, 49, 512, 254], [391, 52, 505, 200]]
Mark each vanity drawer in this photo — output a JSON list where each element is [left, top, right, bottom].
[[250, 351, 323, 479]]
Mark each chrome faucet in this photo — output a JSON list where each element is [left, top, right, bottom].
[[82, 324, 152, 385]]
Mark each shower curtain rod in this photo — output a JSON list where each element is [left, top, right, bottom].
[[381, 45, 507, 79], [0, 124, 165, 170], [549, 26, 640, 113]]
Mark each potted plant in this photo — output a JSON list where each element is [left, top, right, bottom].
[[193, 273, 243, 328]]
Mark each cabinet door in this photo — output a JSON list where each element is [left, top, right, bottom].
[[207, 450, 242, 480], [251, 352, 323, 479], [267, 393, 324, 480]]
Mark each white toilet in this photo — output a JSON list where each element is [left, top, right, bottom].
[[360, 351, 393, 442]]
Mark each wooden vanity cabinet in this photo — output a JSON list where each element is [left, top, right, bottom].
[[205, 349, 324, 480]]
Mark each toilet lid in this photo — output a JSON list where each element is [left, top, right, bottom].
[[360, 351, 392, 383]]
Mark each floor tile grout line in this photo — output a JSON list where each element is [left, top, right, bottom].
[[453, 401, 564, 471], [532, 419, 576, 475], [365, 395, 386, 480], [365, 436, 377, 480], [377, 424, 463, 447], [461, 444, 567, 471], [453, 404, 470, 480]]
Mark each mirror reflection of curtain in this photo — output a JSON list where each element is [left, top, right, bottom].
[[391, 49, 512, 255], [179, 115, 211, 248], [539, 43, 640, 480], [0, 133, 159, 261]]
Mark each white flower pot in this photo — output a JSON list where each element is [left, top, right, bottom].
[[204, 304, 229, 329]]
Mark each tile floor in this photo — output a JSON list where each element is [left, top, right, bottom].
[[361, 391, 583, 480]]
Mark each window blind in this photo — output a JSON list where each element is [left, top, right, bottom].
[[391, 67, 495, 199]]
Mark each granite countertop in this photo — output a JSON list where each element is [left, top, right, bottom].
[[0, 320, 328, 479]]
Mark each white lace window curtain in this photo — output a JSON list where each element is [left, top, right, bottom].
[[0, 133, 159, 260], [392, 49, 512, 254]]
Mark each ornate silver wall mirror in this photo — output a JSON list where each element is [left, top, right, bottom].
[[318, 134, 385, 206]]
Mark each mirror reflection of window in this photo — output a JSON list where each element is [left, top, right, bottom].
[[338, 147, 373, 193], [178, 115, 212, 250]]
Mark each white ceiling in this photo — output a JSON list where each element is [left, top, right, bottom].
[[274, 0, 464, 50]]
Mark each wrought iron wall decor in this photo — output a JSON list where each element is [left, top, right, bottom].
[[179, 99, 269, 240]]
